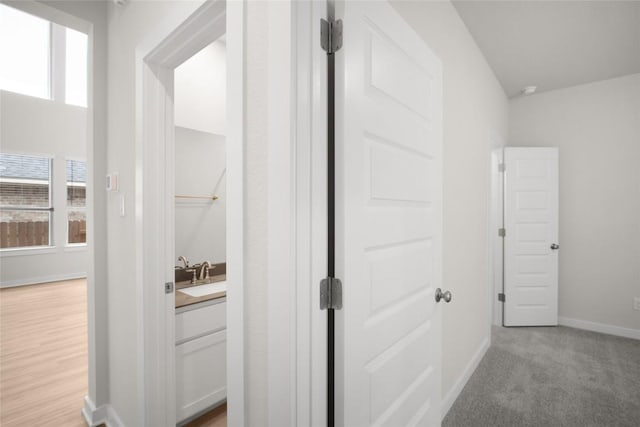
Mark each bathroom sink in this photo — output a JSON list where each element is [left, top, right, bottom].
[[175, 262, 226, 284], [178, 281, 226, 297]]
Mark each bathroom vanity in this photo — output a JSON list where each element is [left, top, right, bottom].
[[175, 273, 227, 423]]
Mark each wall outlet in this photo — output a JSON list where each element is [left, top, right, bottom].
[[634, 297, 640, 311]]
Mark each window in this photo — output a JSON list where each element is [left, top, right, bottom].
[[0, 4, 88, 107], [0, 154, 53, 249], [65, 28, 88, 107], [0, 4, 51, 99], [66, 160, 86, 244]]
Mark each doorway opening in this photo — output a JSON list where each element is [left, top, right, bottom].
[[173, 36, 228, 426], [0, 2, 96, 426], [137, 1, 244, 425]]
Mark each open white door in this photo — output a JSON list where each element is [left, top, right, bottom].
[[335, 1, 444, 425], [504, 147, 559, 326]]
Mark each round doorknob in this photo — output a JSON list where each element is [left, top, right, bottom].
[[435, 288, 452, 303], [550, 243, 560, 250]]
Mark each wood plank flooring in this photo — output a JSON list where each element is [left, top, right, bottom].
[[0, 279, 88, 427], [184, 403, 227, 427]]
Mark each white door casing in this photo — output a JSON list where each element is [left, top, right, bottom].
[[504, 147, 559, 326], [335, 2, 443, 426]]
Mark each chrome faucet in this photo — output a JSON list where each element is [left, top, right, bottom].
[[199, 261, 211, 281], [177, 256, 189, 268]]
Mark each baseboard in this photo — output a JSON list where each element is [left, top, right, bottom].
[[441, 336, 490, 420], [0, 272, 87, 288], [82, 396, 125, 427], [105, 406, 125, 427], [558, 316, 640, 340], [82, 396, 108, 426]]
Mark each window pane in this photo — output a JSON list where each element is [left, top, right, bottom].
[[65, 27, 88, 107], [66, 159, 86, 207], [0, 210, 50, 248], [0, 153, 51, 208], [68, 210, 86, 244], [0, 4, 50, 99]]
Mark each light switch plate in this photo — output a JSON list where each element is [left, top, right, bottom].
[[106, 173, 119, 192], [633, 297, 640, 311]]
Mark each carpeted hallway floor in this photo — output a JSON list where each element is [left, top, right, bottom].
[[443, 326, 640, 427]]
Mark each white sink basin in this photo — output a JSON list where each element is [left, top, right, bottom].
[[178, 281, 226, 297]]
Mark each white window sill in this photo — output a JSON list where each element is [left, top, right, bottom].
[[64, 244, 88, 252], [0, 246, 57, 257]]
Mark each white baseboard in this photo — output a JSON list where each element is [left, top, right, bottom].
[[82, 396, 125, 427], [0, 272, 87, 288], [558, 316, 640, 340], [82, 396, 108, 426], [105, 406, 125, 427], [441, 336, 490, 420]]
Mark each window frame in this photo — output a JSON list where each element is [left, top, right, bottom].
[[65, 158, 87, 247], [0, 153, 55, 251]]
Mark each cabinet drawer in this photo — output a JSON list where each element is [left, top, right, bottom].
[[175, 300, 226, 343], [176, 330, 227, 423]]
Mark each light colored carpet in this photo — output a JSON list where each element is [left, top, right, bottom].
[[443, 326, 640, 427]]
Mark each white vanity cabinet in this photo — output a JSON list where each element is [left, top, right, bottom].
[[175, 299, 227, 423]]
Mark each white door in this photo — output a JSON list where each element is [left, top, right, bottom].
[[504, 147, 559, 326], [335, 1, 443, 426]]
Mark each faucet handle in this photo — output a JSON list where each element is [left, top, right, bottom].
[[177, 255, 189, 268]]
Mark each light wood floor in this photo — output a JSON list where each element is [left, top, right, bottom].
[[1, 279, 88, 427], [184, 403, 227, 427]]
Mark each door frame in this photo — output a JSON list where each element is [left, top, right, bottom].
[[135, 1, 245, 425], [266, 1, 329, 425], [0, 1, 110, 422], [489, 147, 505, 326]]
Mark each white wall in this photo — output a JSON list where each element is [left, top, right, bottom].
[[0, 90, 87, 286], [174, 127, 226, 265], [174, 41, 226, 135], [390, 0, 509, 414], [509, 73, 640, 332]]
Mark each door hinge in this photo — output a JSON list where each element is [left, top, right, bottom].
[[498, 228, 506, 237], [165, 282, 174, 294], [498, 293, 506, 302], [320, 277, 343, 310], [321, 18, 343, 54], [498, 163, 506, 172]]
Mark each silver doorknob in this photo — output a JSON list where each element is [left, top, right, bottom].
[[435, 288, 452, 303], [550, 243, 559, 250]]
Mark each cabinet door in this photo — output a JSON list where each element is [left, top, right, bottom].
[[176, 300, 226, 343], [176, 330, 227, 423]]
